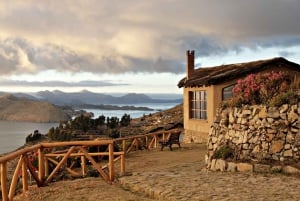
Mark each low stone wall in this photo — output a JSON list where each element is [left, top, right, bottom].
[[182, 130, 208, 143], [206, 104, 300, 172]]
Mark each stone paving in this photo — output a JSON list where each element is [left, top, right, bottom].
[[118, 156, 300, 201]]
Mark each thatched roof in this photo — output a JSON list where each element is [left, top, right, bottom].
[[178, 57, 300, 88]]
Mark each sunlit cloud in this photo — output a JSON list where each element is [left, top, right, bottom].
[[0, 0, 299, 93]]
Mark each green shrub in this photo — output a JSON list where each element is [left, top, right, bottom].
[[269, 90, 298, 107], [212, 146, 233, 159]]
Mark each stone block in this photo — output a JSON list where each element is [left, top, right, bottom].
[[253, 164, 270, 173], [279, 104, 289, 113], [237, 163, 253, 172], [282, 166, 300, 174], [227, 162, 237, 172], [210, 159, 217, 171], [258, 107, 268, 118], [283, 149, 293, 157], [215, 159, 227, 171], [270, 140, 284, 153], [268, 110, 280, 118]]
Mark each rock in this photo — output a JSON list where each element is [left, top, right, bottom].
[[215, 159, 227, 171], [283, 149, 293, 157], [254, 164, 270, 173], [227, 162, 237, 172], [280, 113, 287, 120], [237, 163, 253, 172], [282, 166, 300, 174], [268, 110, 280, 119], [267, 118, 274, 124], [212, 137, 218, 143], [242, 109, 251, 116], [266, 133, 275, 142], [280, 104, 289, 113], [210, 159, 217, 171], [288, 111, 298, 123], [270, 141, 284, 153], [258, 107, 268, 118], [286, 133, 295, 143], [252, 145, 260, 154], [229, 112, 235, 123]]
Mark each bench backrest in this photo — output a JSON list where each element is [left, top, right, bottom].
[[168, 131, 181, 143]]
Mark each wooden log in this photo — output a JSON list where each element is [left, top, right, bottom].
[[121, 154, 125, 174], [154, 135, 158, 148], [81, 156, 86, 176], [22, 155, 28, 192], [47, 157, 80, 177], [126, 139, 137, 154], [41, 140, 113, 148], [101, 154, 122, 169], [38, 148, 45, 181], [44, 152, 123, 157], [8, 155, 24, 200], [122, 139, 126, 153], [0, 144, 41, 163], [44, 157, 49, 177], [108, 143, 114, 182], [45, 146, 76, 184], [1, 162, 8, 201], [78, 147, 109, 182], [27, 156, 43, 187]]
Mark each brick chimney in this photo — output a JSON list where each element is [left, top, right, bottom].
[[186, 50, 195, 79]]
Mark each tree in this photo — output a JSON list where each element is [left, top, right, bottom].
[[120, 113, 131, 126]]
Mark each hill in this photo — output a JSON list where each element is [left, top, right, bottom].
[[0, 95, 71, 123], [25, 90, 182, 106]]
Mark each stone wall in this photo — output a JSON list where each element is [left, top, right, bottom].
[[206, 104, 300, 172]]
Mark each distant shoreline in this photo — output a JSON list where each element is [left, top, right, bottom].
[[73, 104, 154, 111]]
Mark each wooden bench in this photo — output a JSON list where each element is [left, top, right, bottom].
[[159, 131, 181, 151]]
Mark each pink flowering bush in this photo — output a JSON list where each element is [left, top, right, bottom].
[[229, 71, 297, 107]]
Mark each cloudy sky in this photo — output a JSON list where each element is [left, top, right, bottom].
[[0, 0, 300, 94]]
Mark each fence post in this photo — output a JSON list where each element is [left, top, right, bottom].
[[81, 156, 86, 176], [108, 143, 114, 182], [1, 162, 8, 201], [22, 156, 29, 192], [121, 153, 125, 174], [38, 147, 45, 182], [122, 139, 126, 153], [44, 157, 49, 177]]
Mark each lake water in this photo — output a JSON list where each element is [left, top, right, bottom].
[[0, 121, 58, 154], [0, 102, 181, 154], [83, 102, 180, 119]]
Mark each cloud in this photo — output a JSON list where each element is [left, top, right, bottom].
[[0, 79, 128, 87], [0, 0, 299, 76]]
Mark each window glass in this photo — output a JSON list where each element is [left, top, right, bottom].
[[189, 91, 207, 120], [222, 84, 235, 100]]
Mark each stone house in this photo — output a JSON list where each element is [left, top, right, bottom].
[[178, 50, 300, 143]]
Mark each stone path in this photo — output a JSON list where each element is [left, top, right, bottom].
[[12, 143, 300, 201], [118, 144, 300, 201]]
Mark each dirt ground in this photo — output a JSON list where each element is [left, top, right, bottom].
[[14, 143, 204, 201], [13, 143, 300, 201]]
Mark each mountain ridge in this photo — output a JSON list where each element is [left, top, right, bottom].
[[4, 90, 182, 106], [0, 94, 71, 123]]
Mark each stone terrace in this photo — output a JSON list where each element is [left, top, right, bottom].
[[118, 143, 300, 201]]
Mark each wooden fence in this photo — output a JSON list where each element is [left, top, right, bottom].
[[0, 129, 181, 201]]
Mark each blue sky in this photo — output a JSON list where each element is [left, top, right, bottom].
[[0, 0, 300, 94]]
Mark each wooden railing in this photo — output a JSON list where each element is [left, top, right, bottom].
[[114, 129, 181, 154], [0, 129, 181, 201]]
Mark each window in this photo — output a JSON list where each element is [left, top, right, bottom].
[[222, 84, 235, 100], [189, 91, 207, 120]]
